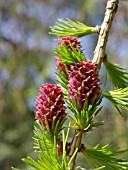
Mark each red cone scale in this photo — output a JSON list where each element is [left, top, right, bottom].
[[68, 61, 101, 110], [58, 36, 81, 51], [35, 84, 66, 130]]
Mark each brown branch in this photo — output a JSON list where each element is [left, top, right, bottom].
[[68, 130, 83, 170], [92, 0, 119, 71]]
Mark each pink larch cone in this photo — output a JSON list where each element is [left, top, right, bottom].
[[35, 84, 66, 131], [68, 61, 101, 110], [56, 36, 82, 75]]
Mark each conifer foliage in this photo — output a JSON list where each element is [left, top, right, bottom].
[[12, 0, 128, 170]]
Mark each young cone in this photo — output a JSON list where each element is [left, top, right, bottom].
[[68, 61, 101, 110], [56, 36, 82, 75], [35, 84, 66, 133]]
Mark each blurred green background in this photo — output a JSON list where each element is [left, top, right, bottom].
[[0, 0, 128, 169]]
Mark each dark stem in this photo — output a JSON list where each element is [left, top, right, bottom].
[[68, 130, 83, 170]]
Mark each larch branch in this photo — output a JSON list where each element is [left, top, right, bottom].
[[92, 0, 119, 71]]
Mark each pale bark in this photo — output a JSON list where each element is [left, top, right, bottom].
[[92, 0, 119, 71]]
